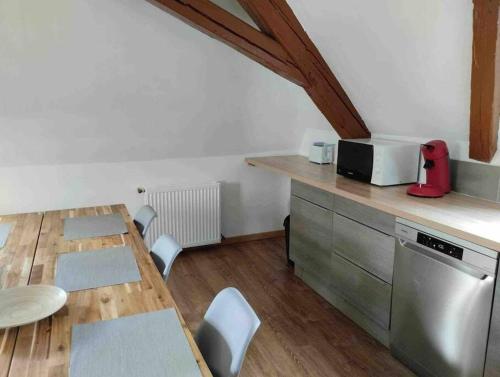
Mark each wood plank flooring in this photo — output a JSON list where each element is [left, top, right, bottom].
[[169, 237, 414, 377]]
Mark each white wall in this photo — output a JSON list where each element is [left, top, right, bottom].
[[0, 0, 331, 233], [0, 0, 330, 167], [0, 0, 492, 236], [289, 0, 491, 161], [0, 153, 292, 237]]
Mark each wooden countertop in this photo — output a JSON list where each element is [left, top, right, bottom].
[[3, 205, 211, 377], [246, 155, 500, 253]]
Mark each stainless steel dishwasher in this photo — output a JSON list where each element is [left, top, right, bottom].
[[391, 219, 498, 377]]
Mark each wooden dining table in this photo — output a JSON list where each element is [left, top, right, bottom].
[[0, 204, 212, 377], [0, 212, 43, 377]]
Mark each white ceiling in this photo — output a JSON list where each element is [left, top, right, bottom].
[[288, 0, 474, 142], [0, 0, 475, 166], [0, 0, 330, 166]]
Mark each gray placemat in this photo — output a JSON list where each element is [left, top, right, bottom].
[[70, 308, 202, 377], [55, 246, 141, 292], [63, 213, 128, 241], [0, 223, 13, 248]]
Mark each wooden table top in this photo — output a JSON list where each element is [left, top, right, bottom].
[[246, 155, 500, 252], [2, 205, 211, 377], [0, 212, 43, 377]]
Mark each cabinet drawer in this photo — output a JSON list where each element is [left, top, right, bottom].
[[333, 213, 395, 284], [296, 265, 390, 346], [330, 252, 392, 329], [291, 180, 334, 210], [290, 196, 333, 279], [333, 195, 395, 236]]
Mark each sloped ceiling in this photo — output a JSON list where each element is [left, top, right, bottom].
[[288, 0, 474, 142], [0, 0, 329, 166], [0, 0, 474, 167]]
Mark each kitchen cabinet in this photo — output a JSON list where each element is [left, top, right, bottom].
[[333, 195, 396, 236], [329, 252, 392, 329], [290, 195, 333, 284], [290, 180, 395, 345], [332, 213, 395, 284], [291, 180, 334, 210]]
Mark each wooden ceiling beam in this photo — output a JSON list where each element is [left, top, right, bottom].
[[256, 0, 366, 126], [150, 0, 370, 139], [237, 0, 369, 138], [148, 0, 307, 86], [469, 0, 500, 162], [236, 0, 275, 37]]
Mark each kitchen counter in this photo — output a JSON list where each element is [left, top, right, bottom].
[[246, 155, 500, 253]]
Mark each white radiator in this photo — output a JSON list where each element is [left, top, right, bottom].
[[144, 182, 221, 249]]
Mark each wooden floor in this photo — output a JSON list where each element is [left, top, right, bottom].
[[169, 237, 414, 377]]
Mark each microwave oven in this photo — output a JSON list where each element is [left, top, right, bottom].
[[337, 139, 420, 186]]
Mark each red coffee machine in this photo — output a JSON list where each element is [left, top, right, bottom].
[[407, 140, 451, 198]]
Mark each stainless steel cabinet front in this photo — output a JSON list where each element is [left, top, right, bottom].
[[391, 239, 495, 377], [485, 273, 500, 377]]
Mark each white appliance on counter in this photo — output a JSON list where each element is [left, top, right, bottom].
[[309, 142, 334, 164], [336, 139, 420, 186]]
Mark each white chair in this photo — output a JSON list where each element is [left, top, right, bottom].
[[150, 235, 182, 282], [133, 205, 157, 238], [195, 287, 261, 377]]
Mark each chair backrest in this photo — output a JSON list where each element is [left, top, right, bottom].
[[150, 235, 182, 282], [195, 288, 261, 377], [133, 205, 157, 238]]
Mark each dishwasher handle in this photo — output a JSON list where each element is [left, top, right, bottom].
[[398, 238, 493, 280]]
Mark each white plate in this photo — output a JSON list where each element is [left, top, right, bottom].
[[0, 285, 68, 329]]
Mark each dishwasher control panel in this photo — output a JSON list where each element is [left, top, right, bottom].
[[396, 218, 498, 276], [417, 233, 464, 260]]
